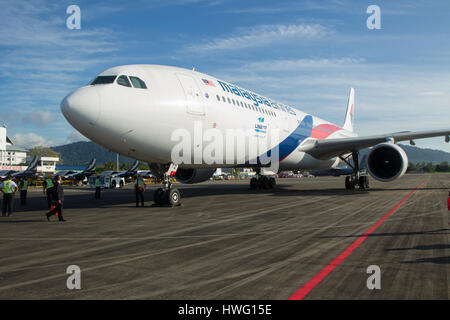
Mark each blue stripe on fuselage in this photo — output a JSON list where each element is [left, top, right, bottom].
[[277, 115, 313, 161], [253, 115, 313, 165]]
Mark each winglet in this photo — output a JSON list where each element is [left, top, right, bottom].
[[343, 88, 355, 132]]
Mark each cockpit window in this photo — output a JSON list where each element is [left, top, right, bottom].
[[117, 75, 132, 87], [90, 75, 117, 85], [129, 76, 147, 89]]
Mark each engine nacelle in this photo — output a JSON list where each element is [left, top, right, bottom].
[[175, 168, 216, 184], [367, 143, 408, 182]]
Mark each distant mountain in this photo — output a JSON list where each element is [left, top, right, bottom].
[[52, 141, 450, 166], [52, 141, 136, 165]]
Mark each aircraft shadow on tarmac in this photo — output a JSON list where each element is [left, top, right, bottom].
[[6, 184, 449, 212], [319, 229, 450, 239], [400, 256, 450, 264]]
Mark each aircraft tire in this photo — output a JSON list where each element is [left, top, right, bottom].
[[345, 176, 351, 190], [168, 188, 181, 207], [358, 176, 366, 189], [269, 177, 276, 189], [250, 178, 258, 190], [259, 176, 269, 189], [154, 188, 164, 205]]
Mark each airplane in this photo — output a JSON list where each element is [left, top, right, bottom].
[[60, 64, 450, 206], [11, 156, 39, 179], [97, 160, 139, 178], [0, 170, 16, 179], [60, 158, 97, 181], [115, 160, 140, 178]]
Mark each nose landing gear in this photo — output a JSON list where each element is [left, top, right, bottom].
[[151, 163, 182, 207]]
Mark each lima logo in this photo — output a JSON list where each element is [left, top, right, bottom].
[[255, 117, 267, 134]]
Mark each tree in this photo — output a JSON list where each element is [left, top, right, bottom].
[[28, 146, 62, 162]]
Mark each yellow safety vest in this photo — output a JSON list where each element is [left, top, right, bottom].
[[2, 180, 14, 194], [45, 178, 54, 189], [138, 179, 145, 189], [21, 180, 28, 191], [95, 179, 101, 187]]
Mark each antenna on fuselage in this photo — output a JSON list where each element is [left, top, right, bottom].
[[192, 67, 195, 71]]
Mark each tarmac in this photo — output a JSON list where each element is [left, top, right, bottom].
[[0, 173, 449, 299]]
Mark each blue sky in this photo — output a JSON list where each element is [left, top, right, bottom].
[[1, 0, 449, 153]]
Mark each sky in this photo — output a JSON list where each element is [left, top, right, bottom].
[[0, 0, 449, 152]]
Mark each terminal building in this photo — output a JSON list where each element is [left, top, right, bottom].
[[0, 125, 60, 174], [0, 125, 28, 170]]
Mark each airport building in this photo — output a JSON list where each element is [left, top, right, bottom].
[[37, 157, 60, 175], [0, 125, 28, 170]]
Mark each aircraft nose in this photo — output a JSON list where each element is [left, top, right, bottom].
[[61, 86, 101, 127]]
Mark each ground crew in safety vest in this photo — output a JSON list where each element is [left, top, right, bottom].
[[43, 175, 55, 208], [19, 178, 29, 205], [134, 174, 146, 207], [94, 175, 101, 199], [1, 175, 18, 217]]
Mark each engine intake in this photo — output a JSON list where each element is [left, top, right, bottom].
[[175, 168, 216, 184], [367, 143, 408, 182]]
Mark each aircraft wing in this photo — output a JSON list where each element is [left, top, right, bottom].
[[299, 129, 450, 160]]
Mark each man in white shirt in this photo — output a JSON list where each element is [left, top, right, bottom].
[[1, 175, 18, 217]]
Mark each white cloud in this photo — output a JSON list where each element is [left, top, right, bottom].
[[12, 132, 56, 149], [186, 23, 329, 52], [22, 110, 56, 126], [12, 130, 90, 149]]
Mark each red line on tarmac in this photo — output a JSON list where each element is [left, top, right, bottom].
[[288, 178, 428, 300]]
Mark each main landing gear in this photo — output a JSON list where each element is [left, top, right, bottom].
[[151, 163, 182, 207], [250, 168, 276, 190], [341, 151, 370, 190]]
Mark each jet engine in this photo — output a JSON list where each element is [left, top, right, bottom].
[[175, 168, 217, 184], [366, 143, 408, 182]]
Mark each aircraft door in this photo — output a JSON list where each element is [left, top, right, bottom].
[[176, 74, 206, 116]]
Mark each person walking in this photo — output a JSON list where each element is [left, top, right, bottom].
[[1, 175, 18, 217], [43, 175, 55, 208], [134, 174, 146, 207], [19, 178, 29, 205], [94, 175, 101, 199], [46, 175, 65, 222]]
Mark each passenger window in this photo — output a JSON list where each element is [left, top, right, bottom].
[[227, 98, 231, 104], [216, 95, 220, 101], [129, 76, 147, 89], [117, 75, 132, 87], [222, 96, 226, 102]]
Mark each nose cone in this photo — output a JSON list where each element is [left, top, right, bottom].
[[61, 86, 101, 128]]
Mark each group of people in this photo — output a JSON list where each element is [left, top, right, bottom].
[[0, 175, 30, 217], [1, 173, 148, 219]]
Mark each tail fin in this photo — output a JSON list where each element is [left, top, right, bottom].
[[85, 158, 96, 172], [129, 160, 139, 172], [343, 87, 355, 132], [26, 156, 38, 171]]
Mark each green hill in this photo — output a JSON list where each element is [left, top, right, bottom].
[[52, 141, 136, 165]]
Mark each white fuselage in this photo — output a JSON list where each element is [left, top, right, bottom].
[[61, 64, 357, 171]]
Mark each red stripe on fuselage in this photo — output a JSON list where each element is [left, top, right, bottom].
[[310, 124, 342, 140]]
